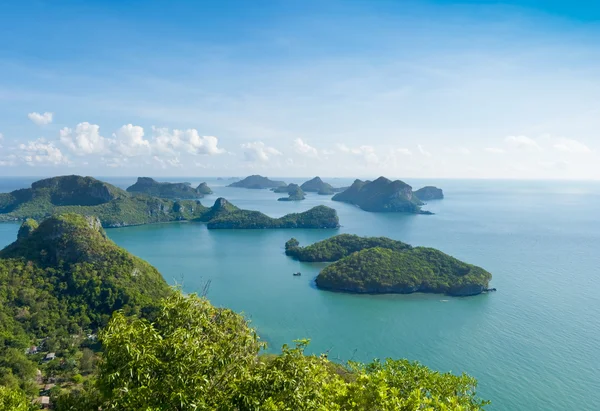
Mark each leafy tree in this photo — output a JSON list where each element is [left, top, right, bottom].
[[0, 386, 35, 411], [57, 292, 488, 410]]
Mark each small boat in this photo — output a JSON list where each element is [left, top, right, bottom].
[[293, 272, 301, 276]]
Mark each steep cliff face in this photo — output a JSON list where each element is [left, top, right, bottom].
[[332, 177, 429, 214], [415, 186, 444, 201]]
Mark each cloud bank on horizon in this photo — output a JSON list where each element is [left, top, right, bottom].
[[0, 0, 599, 179]]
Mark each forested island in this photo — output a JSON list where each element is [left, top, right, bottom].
[[200, 198, 337, 228], [0, 175, 337, 229], [0, 215, 488, 410], [228, 174, 287, 189], [300, 176, 336, 195], [126, 177, 209, 199], [277, 184, 306, 201], [332, 176, 432, 214], [196, 182, 213, 195], [415, 186, 444, 201], [286, 235, 492, 296]]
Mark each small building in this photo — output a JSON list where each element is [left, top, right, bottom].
[[44, 352, 56, 361], [33, 396, 50, 409]]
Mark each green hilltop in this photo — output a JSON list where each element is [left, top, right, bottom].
[[0, 214, 170, 397]]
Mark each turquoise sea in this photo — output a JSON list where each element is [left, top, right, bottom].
[[0, 177, 599, 410]]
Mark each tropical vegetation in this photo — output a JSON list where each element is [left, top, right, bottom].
[[0, 215, 488, 409], [316, 246, 492, 296], [285, 234, 411, 262]]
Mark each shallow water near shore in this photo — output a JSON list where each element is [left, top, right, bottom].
[[1, 177, 599, 410]]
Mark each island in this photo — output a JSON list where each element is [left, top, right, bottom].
[[196, 182, 213, 195], [300, 176, 336, 195], [126, 177, 206, 199], [198, 198, 338, 228], [0, 175, 207, 227], [277, 184, 306, 201], [285, 235, 492, 296], [0, 175, 339, 229], [331, 176, 431, 214], [414, 186, 444, 201], [285, 233, 411, 261], [228, 175, 287, 189]]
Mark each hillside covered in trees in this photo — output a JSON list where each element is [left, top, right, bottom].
[[332, 177, 431, 214], [286, 235, 492, 296], [0, 176, 339, 230], [0, 215, 489, 410], [126, 177, 207, 199], [285, 234, 412, 262]]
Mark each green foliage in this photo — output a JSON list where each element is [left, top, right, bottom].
[[316, 247, 492, 295], [58, 292, 488, 410], [285, 234, 412, 262], [332, 177, 428, 213], [0, 386, 35, 411], [126, 177, 205, 199], [79, 292, 262, 410]]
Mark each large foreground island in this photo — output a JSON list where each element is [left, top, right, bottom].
[[286, 234, 492, 296]]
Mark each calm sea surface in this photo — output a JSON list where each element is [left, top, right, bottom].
[[1, 176, 599, 410]]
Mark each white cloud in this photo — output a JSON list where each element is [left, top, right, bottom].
[[293, 138, 319, 158], [337, 143, 378, 164], [446, 147, 471, 155], [28, 112, 53, 126], [60, 122, 108, 155], [417, 144, 432, 157], [505, 135, 541, 151], [113, 124, 151, 156], [397, 148, 413, 156], [153, 155, 182, 168], [241, 141, 282, 162], [152, 127, 224, 156], [485, 147, 506, 154], [18, 138, 68, 165], [552, 137, 592, 154]]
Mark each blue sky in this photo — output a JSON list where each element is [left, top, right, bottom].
[[0, 0, 599, 178]]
